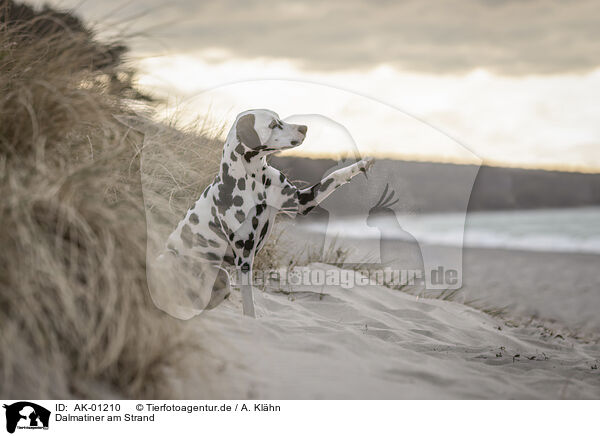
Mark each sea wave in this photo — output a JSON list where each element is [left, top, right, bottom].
[[299, 207, 600, 254]]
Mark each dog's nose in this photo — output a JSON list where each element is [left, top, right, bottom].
[[297, 125, 307, 135]]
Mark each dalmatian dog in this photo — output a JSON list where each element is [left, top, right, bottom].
[[162, 109, 374, 317]]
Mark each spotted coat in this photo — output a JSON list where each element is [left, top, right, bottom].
[[163, 109, 374, 315]]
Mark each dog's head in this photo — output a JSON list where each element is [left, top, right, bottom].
[[232, 109, 307, 158]]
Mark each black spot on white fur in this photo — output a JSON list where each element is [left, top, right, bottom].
[[259, 221, 269, 240], [215, 163, 236, 214], [235, 210, 245, 223], [244, 151, 260, 162]]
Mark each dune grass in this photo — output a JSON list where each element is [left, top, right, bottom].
[[0, 1, 230, 398]]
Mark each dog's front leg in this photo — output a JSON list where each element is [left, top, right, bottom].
[[228, 219, 262, 317], [232, 253, 256, 317], [239, 266, 255, 317], [297, 157, 374, 214]]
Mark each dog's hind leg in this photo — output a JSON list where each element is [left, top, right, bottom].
[[205, 265, 231, 310], [297, 157, 374, 214], [205, 246, 236, 310]]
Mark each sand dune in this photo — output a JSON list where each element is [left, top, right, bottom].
[[196, 264, 600, 399]]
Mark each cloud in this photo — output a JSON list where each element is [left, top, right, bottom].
[[36, 0, 600, 74], [131, 0, 600, 75]]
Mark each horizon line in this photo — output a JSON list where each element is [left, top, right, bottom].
[[279, 150, 600, 175]]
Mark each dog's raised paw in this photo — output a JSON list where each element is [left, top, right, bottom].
[[359, 157, 375, 173]]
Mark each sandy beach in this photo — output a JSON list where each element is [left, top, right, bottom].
[[173, 212, 600, 399], [185, 217, 600, 399], [195, 261, 600, 399], [324, 236, 600, 335]]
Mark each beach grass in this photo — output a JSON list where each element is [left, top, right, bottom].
[[0, 1, 231, 398]]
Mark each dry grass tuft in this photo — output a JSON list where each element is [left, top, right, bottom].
[[0, 1, 225, 398]]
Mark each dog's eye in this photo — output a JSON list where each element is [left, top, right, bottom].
[[268, 120, 277, 129]]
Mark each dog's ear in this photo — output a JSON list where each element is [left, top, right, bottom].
[[236, 114, 261, 148]]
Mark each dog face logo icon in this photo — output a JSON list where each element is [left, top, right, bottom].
[[3, 402, 50, 433]]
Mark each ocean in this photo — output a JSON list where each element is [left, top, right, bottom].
[[299, 207, 600, 255]]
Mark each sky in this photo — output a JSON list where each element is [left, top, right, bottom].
[[30, 0, 600, 172]]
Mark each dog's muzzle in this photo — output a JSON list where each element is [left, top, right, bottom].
[[290, 125, 307, 146]]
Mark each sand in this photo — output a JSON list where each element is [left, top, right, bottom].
[[461, 246, 600, 333], [287, 228, 600, 334], [193, 262, 600, 399]]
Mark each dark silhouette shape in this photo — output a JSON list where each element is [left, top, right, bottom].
[[3, 402, 50, 434], [27, 410, 38, 427], [367, 184, 424, 272]]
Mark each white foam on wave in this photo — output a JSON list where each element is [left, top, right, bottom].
[[299, 207, 600, 254]]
